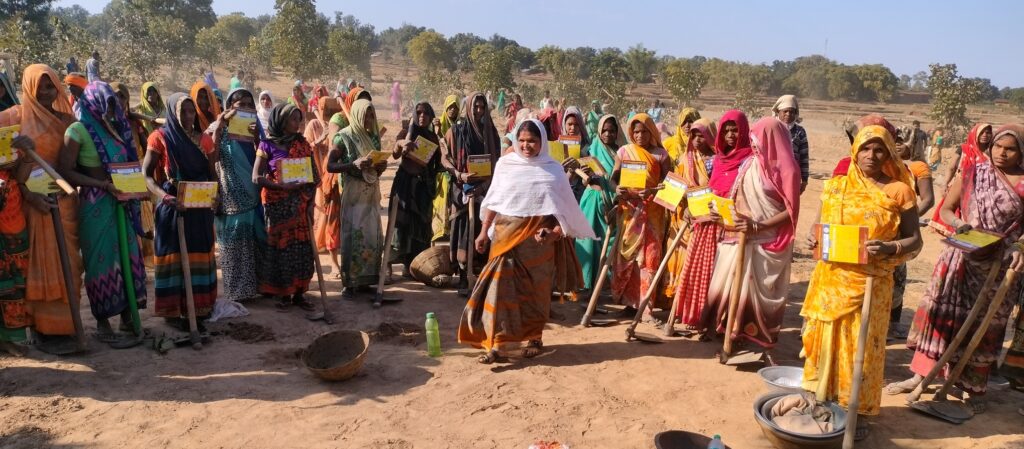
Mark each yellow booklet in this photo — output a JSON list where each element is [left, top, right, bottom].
[[367, 150, 391, 166], [25, 165, 57, 195], [226, 108, 258, 142], [654, 172, 688, 211], [711, 197, 736, 226], [108, 162, 149, 200], [578, 156, 606, 177], [467, 154, 492, 177], [280, 157, 314, 184], [179, 181, 218, 209], [559, 136, 582, 159], [944, 229, 1003, 253], [406, 136, 438, 166], [0, 125, 20, 165], [548, 141, 567, 163], [814, 223, 869, 264], [686, 187, 714, 218], [619, 160, 648, 189]]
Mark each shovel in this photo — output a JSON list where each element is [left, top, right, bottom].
[[107, 203, 145, 349], [719, 232, 762, 365], [373, 196, 401, 308], [176, 214, 202, 350], [624, 221, 689, 344], [842, 276, 875, 449], [580, 209, 619, 327], [304, 204, 334, 324], [464, 194, 477, 294], [908, 267, 1017, 424]]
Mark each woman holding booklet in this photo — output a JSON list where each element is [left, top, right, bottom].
[[576, 114, 624, 290], [886, 124, 1024, 414], [388, 102, 441, 276], [801, 124, 921, 440], [58, 81, 147, 341]]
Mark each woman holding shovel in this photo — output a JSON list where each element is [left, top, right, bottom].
[[58, 81, 147, 342], [886, 124, 1024, 414], [143, 93, 218, 326], [701, 117, 800, 358], [801, 125, 921, 441]]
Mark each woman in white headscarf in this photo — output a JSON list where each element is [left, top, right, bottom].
[[457, 118, 595, 364], [256, 90, 274, 133]]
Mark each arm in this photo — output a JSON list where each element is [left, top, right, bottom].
[[251, 152, 285, 190], [798, 132, 810, 190], [916, 176, 935, 217], [942, 152, 961, 187], [939, 175, 967, 231], [59, 133, 111, 190], [474, 207, 498, 254], [867, 206, 923, 257], [440, 128, 459, 177], [325, 138, 364, 177], [143, 149, 171, 202]]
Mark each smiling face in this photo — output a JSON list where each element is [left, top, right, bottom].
[[856, 139, 889, 179], [564, 115, 580, 136], [600, 119, 618, 146], [35, 74, 59, 107], [517, 124, 542, 158], [991, 135, 1022, 171], [631, 121, 651, 148]]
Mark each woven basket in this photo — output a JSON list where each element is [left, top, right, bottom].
[[302, 330, 370, 382], [410, 245, 453, 285]]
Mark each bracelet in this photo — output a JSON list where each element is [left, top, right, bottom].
[[893, 241, 903, 255]]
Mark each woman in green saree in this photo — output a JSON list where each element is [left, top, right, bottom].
[[576, 114, 624, 290]]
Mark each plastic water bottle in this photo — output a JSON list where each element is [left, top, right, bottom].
[[707, 435, 725, 449], [425, 312, 442, 357]]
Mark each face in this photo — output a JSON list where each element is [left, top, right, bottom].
[[363, 107, 377, 130], [690, 129, 707, 152], [778, 108, 797, 124], [69, 85, 84, 99], [600, 120, 618, 146], [991, 135, 1022, 171], [233, 92, 255, 109], [856, 140, 889, 178], [146, 87, 160, 105], [517, 128, 541, 158], [260, 94, 273, 109], [415, 106, 430, 127], [565, 115, 580, 136], [196, 91, 211, 114], [113, 93, 127, 115], [895, 141, 912, 160], [293, 86, 303, 96], [285, 109, 303, 134], [682, 120, 693, 134], [631, 122, 651, 148], [979, 127, 993, 145], [913, 122, 920, 130], [179, 100, 198, 130], [472, 98, 486, 121], [722, 122, 739, 149], [446, 104, 458, 120], [36, 75, 59, 106]]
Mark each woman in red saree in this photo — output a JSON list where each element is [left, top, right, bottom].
[[931, 123, 993, 234], [610, 113, 671, 316]]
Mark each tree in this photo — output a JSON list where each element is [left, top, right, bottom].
[[1005, 87, 1024, 113], [1, 0, 53, 27], [266, 0, 331, 80], [378, 23, 424, 60], [928, 64, 982, 143], [51, 4, 91, 28], [488, 34, 533, 69], [328, 27, 371, 79], [406, 30, 455, 71], [449, 32, 485, 71], [470, 43, 515, 93], [624, 44, 657, 83], [911, 71, 929, 90], [661, 58, 708, 107], [853, 64, 898, 102]]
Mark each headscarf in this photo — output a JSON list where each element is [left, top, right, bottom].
[[589, 114, 625, 176], [308, 84, 328, 112], [339, 99, 381, 155], [961, 123, 993, 170], [189, 80, 221, 131], [64, 73, 88, 90], [663, 107, 701, 163], [406, 102, 437, 143], [9, 64, 74, 162], [344, 87, 370, 118], [536, 107, 560, 140], [624, 112, 663, 150], [0, 72, 18, 111], [77, 81, 136, 166], [749, 117, 800, 252], [992, 125, 1024, 169], [482, 118, 596, 240], [315, 97, 342, 124], [257, 91, 274, 131], [161, 92, 211, 182], [329, 112, 349, 133], [622, 113, 665, 188], [709, 110, 753, 197], [438, 94, 459, 137], [138, 81, 163, 117], [677, 117, 716, 187], [772, 95, 799, 115], [222, 87, 259, 159], [463, 92, 501, 157], [561, 106, 590, 146], [267, 103, 302, 148]]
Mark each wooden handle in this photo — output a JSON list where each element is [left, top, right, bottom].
[[24, 148, 75, 195], [843, 276, 875, 449], [722, 232, 748, 357], [176, 215, 202, 348]]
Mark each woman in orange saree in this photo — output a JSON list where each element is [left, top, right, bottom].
[[801, 125, 921, 440], [304, 97, 344, 277], [0, 64, 83, 352]]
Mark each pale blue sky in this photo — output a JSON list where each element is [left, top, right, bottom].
[[55, 0, 1022, 88]]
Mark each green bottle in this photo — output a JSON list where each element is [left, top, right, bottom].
[[425, 312, 441, 357]]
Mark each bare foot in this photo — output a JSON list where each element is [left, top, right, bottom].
[[521, 340, 543, 358], [884, 376, 921, 395], [477, 350, 498, 364]]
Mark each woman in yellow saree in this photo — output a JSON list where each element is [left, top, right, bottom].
[[431, 94, 458, 241], [801, 125, 921, 440], [662, 107, 701, 165]]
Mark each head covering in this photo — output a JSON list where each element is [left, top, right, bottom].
[[77, 80, 136, 158], [109, 81, 130, 102], [993, 124, 1024, 169], [749, 117, 800, 252], [689, 118, 717, 149], [482, 118, 596, 240], [0, 72, 18, 111], [961, 123, 993, 168], [315, 97, 341, 124], [464, 92, 501, 156], [137, 82, 163, 117], [623, 113, 662, 149], [709, 110, 753, 196], [846, 125, 916, 205], [161, 93, 211, 182], [15, 64, 74, 162], [772, 95, 799, 114], [329, 111, 349, 132], [189, 80, 221, 131], [406, 101, 437, 144], [439, 94, 459, 136], [340, 98, 380, 154], [343, 87, 369, 117], [561, 106, 589, 146], [663, 107, 701, 162], [588, 114, 624, 175], [845, 114, 896, 144], [257, 90, 274, 131], [64, 73, 88, 90], [675, 117, 717, 188], [267, 103, 302, 147]]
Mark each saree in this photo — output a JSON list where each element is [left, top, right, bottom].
[[702, 118, 800, 348], [150, 93, 217, 318], [908, 126, 1024, 395], [673, 110, 755, 327], [801, 125, 917, 415], [137, 81, 164, 135], [258, 104, 317, 296], [576, 114, 621, 289], [663, 117, 715, 300], [662, 107, 701, 164], [215, 88, 265, 301], [447, 92, 501, 267], [611, 114, 669, 308], [432, 95, 459, 241], [307, 98, 343, 253], [0, 166, 29, 342], [930, 123, 992, 234], [189, 81, 221, 131], [389, 103, 439, 268], [0, 64, 82, 335], [585, 103, 601, 142], [336, 99, 384, 288], [75, 82, 147, 321], [0, 72, 18, 111], [111, 81, 156, 266]]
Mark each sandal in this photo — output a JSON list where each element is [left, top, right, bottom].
[[93, 330, 119, 343], [477, 350, 499, 364], [884, 377, 920, 395], [522, 340, 543, 358], [293, 295, 316, 312]]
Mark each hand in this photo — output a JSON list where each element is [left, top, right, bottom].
[[580, 165, 595, 178], [804, 233, 819, 251], [865, 239, 895, 257], [432, 117, 441, 129], [953, 220, 973, 234], [161, 194, 177, 209], [11, 135, 35, 153], [375, 161, 388, 174], [24, 192, 56, 212], [1010, 247, 1024, 273], [732, 213, 753, 233], [615, 186, 636, 199], [356, 157, 372, 170], [103, 181, 123, 197], [562, 157, 580, 172], [474, 231, 489, 254], [247, 122, 259, 139]]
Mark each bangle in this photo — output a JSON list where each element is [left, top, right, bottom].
[[893, 241, 903, 255]]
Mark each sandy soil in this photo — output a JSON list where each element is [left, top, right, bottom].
[[2, 65, 1024, 449]]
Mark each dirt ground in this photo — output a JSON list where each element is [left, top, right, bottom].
[[2, 65, 1024, 449]]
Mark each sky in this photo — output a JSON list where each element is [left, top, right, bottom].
[[54, 0, 1023, 88]]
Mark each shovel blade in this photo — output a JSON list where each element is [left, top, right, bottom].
[[724, 350, 765, 366], [909, 400, 972, 424]]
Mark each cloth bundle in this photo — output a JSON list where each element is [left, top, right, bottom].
[[770, 392, 835, 435]]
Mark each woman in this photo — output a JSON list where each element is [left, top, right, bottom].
[[305, 97, 344, 277], [326, 99, 388, 299], [211, 88, 265, 302], [885, 125, 1024, 413], [389, 82, 402, 122], [701, 117, 800, 356], [562, 106, 591, 200], [495, 89, 506, 119], [458, 118, 593, 363], [307, 84, 328, 113], [0, 72, 18, 111], [610, 113, 672, 314], [143, 92, 217, 324], [431, 94, 459, 242], [933, 123, 993, 233], [137, 81, 164, 135], [662, 108, 701, 165], [111, 82, 157, 266], [59, 81, 147, 340], [343, 87, 372, 119], [673, 112, 753, 330], [287, 82, 308, 121], [257, 91, 274, 132], [189, 81, 221, 132], [505, 94, 523, 133], [0, 134, 34, 355], [802, 125, 921, 440], [0, 64, 83, 351], [576, 114, 623, 290], [253, 103, 317, 309], [389, 102, 440, 275], [663, 118, 716, 309]]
